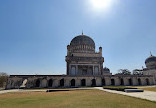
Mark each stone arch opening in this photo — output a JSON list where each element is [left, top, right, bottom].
[[71, 79, 75, 86], [81, 79, 86, 86], [48, 79, 53, 87], [120, 78, 124, 85], [36, 79, 40, 87], [60, 79, 64, 87], [129, 78, 133, 86], [91, 79, 96, 86], [138, 78, 141, 85], [102, 79, 105, 86], [146, 78, 150, 85], [111, 79, 115, 86]]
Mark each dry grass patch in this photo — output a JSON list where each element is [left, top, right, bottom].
[[143, 87, 156, 92], [0, 90, 156, 108]]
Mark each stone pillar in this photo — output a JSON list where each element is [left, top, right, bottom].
[[67, 62, 69, 75], [101, 63, 103, 75], [65, 79, 70, 87], [105, 77, 111, 86], [96, 78, 101, 86], [76, 78, 81, 87], [53, 79, 59, 88], [115, 78, 120, 86], [76, 65, 78, 75], [141, 78, 146, 85], [123, 78, 129, 86], [69, 65, 71, 75], [41, 79, 47, 88], [86, 78, 91, 86], [93, 65, 95, 75], [132, 77, 137, 86]]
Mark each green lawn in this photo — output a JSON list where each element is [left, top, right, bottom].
[[0, 90, 156, 108]]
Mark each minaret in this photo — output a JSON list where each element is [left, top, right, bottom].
[[67, 45, 70, 56], [82, 30, 83, 35], [99, 46, 102, 56], [150, 51, 153, 56]]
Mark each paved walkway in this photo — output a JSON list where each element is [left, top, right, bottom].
[[95, 87, 156, 102]]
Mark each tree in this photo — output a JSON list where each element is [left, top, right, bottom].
[[115, 69, 131, 75], [0, 72, 8, 88], [133, 69, 143, 75]]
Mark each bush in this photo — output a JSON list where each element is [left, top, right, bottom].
[[0, 72, 8, 88]]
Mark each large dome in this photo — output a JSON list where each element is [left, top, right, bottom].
[[69, 35, 95, 53], [70, 35, 95, 47]]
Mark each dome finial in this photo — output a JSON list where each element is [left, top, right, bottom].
[[150, 51, 153, 56], [82, 30, 83, 35]]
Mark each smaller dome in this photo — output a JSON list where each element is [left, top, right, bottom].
[[103, 67, 110, 73], [145, 55, 156, 64], [145, 54, 156, 69]]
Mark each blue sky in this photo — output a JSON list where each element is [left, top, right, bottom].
[[0, 0, 156, 75]]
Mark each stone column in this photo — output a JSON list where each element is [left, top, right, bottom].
[[76, 78, 81, 87], [76, 65, 78, 75], [69, 65, 71, 75], [132, 77, 137, 86], [96, 78, 101, 86], [115, 78, 120, 86], [67, 62, 69, 75], [65, 79, 70, 87], [123, 78, 129, 86], [105, 77, 111, 86], [86, 77, 91, 86], [93, 65, 95, 75]]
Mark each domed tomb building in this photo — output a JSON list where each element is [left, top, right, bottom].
[[6, 33, 155, 89], [143, 53, 156, 81], [66, 34, 104, 75]]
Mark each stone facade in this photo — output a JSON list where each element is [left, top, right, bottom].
[[65, 34, 104, 75], [6, 34, 156, 89], [143, 54, 156, 82], [6, 75, 155, 89]]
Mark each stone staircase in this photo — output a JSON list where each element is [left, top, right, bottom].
[[20, 79, 27, 88]]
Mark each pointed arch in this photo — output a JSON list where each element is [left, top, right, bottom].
[[111, 79, 115, 86], [120, 78, 124, 85], [91, 79, 96, 86], [146, 78, 150, 85], [81, 79, 86, 86], [48, 79, 53, 87], [60, 79, 64, 87], [35, 79, 40, 87], [138, 78, 141, 85], [102, 79, 105, 86], [71, 79, 75, 86], [129, 78, 133, 86]]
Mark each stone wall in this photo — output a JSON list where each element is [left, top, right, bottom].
[[6, 75, 155, 89]]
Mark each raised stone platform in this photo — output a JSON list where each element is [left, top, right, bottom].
[[124, 89, 144, 92]]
